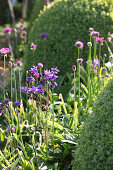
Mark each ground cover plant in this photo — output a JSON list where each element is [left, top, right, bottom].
[[0, 22, 113, 169], [24, 0, 113, 74]]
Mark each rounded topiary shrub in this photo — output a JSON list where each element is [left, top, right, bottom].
[[72, 78, 113, 170], [24, 0, 113, 75]]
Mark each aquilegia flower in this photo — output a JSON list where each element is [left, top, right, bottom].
[[14, 101, 21, 107], [30, 43, 37, 51], [105, 73, 111, 78], [4, 99, 9, 106], [90, 31, 100, 37], [21, 87, 28, 93], [40, 33, 48, 39], [0, 48, 10, 55], [96, 37, 104, 45], [51, 67, 59, 74], [26, 77, 35, 83], [37, 85, 45, 95], [74, 41, 84, 48], [3, 27, 12, 34], [51, 82, 57, 88], [29, 66, 38, 74], [94, 59, 99, 66], [77, 58, 83, 63]]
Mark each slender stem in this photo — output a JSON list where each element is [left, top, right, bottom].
[[14, 69, 17, 101], [19, 68, 21, 100], [11, 67, 12, 101], [87, 45, 91, 107], [74, 71, 76, 107], [3, 55, 6, 100]]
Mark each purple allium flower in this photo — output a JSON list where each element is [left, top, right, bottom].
[[37, 85, 45, 95], [72, 65, 76, 71], [4, 99, 9, 106], [3, 27, 12, 34], [30, 43, 37, 50], [0, 48, 10, 55], [77, 58, 83, 63], [51, 82, 57, 88], [40, 33, 48, 39], [105, 73, 111, 78], [96, 37, 104, 44], [87, 42, 92, 46], [14, 101, 21, 107], [51, 67, 59, 74], [90, 31, 100, 37], [94, 59, 99, 66], [44, 70, 58, 80], [74, 41, 84, 48], [0, 102, 2, 105], [12, 63, 16, 68], [21, 87, 28, 93], [103, 54, 107, 58], [27, 93, 31, 99], [38, 63, 43, 68], [89, 27, 94, 32], [16, 61, 22, 67], [26, 77, 35, 83], [8, 61, 12, 68]]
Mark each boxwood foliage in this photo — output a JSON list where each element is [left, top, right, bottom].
[[72, 78, 113, 170], [24, 0, 113, 75]]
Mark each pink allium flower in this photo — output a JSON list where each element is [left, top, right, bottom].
[[90, 31, 100, 37], [22, 30, 27, 35], [3, 27, 12, 34], [30, 43, 37, 50], [72, 65, 76, 71], [74, 41, 84, 48], [77, 58, 83, 63], [0, 48, 10, 55], [38, 63, 43, 68], [96, 37, 104, 44], [89, 27, 94, 32], [16, 61, 22, 67]]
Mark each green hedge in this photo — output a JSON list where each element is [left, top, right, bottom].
[[24, 0, 113, 75], [72, 78, 113, 170]]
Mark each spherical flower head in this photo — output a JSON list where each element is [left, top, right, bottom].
[[110, 55, 113, 59], [22, 30, 27, 35], [3, 27, 12, 34], [72, 65, 76, 71], [89, 27, 94, 32], [74, 41, 84, 48], [101, 67, 107, 71], [30, 43, 37, 51], [0, 48, 10, 55], [77, 58, 83, 64], [16, 61, 22, 67], [12, 63, 16, 68], [105, 73, 111, 78], [14, 101, 21, 107], [96, 37, 104, 45], [90, 31, 100, 37], [103, 54, 107, 58], [87, 42, 92, 47], [38, 63, 43, 68], [40, 33, 48, 39], [8, 61, 12, 68], [51, 82, 57, 88]]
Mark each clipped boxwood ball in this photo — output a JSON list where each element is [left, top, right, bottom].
[[24, 0, 113, 75], [72, 78, 113, 170]]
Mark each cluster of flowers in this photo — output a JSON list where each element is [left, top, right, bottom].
[[21, 63, 59, 100]]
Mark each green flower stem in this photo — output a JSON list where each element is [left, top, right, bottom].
[[3, 54, 6, 100], [11, 66, 13, 101], [87, 45, 91, 107], [91, 37, 97, 94], [78, 62, 80, 124], [14, 69, 17, 101], [19, 68, 21, 100], [74, 70, 76, 108]]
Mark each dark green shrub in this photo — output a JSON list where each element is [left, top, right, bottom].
[[24, 0, 113, 75], [72, 78, 113, 170]]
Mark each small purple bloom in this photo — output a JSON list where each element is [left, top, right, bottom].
[[26, 77, 35, 83], [4, 99, 9, 106], [3, 27, 12, 34], [22, 30, 27, 35], [51, 67, 59, 74], [29, 66, 38, 74], [74, 41, 84, 48], [27, 93, 31, 99], [14, 101, 21, 107], [77, 58, 83, 63], [0, 102, 2, 105], [30, 43, 37, 50], [40, 33, 48, 39], [72, 65, 76, 71], [37, 85, 45, 95], [51, 82, 57, 88], [16, 61, 22, 67], [105, 74, 111, 78], [101, 67, 107, 71], [28, 85, 37, 93], [87, 42, 92, 46], [96, 37, 104, 44], [21, 87, 28, 93], [103, 54, 107, 58], [0, 48, 10, 55], [110, 55, 113, 59], [90, 31, 100, 37], [94, 59, 99, 66], [38, 63, 43, 68]]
